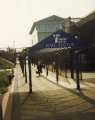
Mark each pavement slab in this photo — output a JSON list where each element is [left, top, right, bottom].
[[11, 63, 95, 120]]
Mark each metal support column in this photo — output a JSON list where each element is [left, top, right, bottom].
[[28, 56, 32, 93], [22, 59, 24, 76], [76, 54, 80, 91], [70, 51, 74, 79], [46, 64, 48, 76], [55, 57, 59, 83], [24, 57, 27, 83]]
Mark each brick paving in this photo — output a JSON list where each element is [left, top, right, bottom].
[[12, 63, 95, 120]]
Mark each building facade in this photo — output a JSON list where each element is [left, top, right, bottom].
[[29, 15, 65, 46], [29, 15, 81, 46]]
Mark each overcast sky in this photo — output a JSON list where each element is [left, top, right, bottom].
[[0, 0, 95, 49]]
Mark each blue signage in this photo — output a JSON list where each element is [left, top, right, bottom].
[[29, 30, 88, 53]]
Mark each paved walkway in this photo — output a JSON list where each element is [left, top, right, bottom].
[[12, 63, 95, 120], [42, 68, 95, 89]]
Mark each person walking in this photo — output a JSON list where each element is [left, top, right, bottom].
[[36, 61, 43, 77]]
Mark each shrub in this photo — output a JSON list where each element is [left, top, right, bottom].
[[0, 71, 10, 94]]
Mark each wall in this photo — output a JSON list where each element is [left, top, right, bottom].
[[31, 28, 38, 46], [38, 32, 52, 42], [37, 21, 64, 41], [31, 16, 65, 45]]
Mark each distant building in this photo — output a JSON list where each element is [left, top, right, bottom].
[[29, 15, 65, 46]]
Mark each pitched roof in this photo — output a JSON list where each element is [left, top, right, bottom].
[[76, 11, 95, 26], [29, 15, 64, 34], [28, 30, 88, 55]]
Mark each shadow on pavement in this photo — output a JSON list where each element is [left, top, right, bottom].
[[9, 87, 95, 120]]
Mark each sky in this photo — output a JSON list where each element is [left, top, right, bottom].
[[0, 0, 95, 49]]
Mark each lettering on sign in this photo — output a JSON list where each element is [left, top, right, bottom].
[[45, 33, 74, 48]]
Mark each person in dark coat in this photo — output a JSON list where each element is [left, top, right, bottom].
[[36, 61, 43, 76]]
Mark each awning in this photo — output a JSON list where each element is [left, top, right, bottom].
[[28, 30, 89, 55]]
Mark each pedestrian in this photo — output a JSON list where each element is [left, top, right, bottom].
[[36, 61, 43, 76]]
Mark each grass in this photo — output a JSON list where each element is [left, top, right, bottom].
[[0, 57, 14, 94], [0, 71, 10, 94], [0, 57, 14, 69]]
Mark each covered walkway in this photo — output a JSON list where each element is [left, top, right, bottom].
[[11, 62, 95, 120], [19, 30, 89, 92]]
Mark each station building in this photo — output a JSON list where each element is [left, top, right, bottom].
[[29, 15, 81, 46], [19, 12, 95, 91]]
